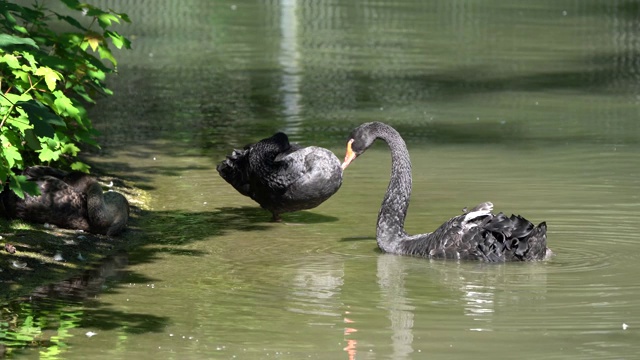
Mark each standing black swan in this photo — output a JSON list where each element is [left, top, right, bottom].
[[217, 132, 343, 221], [341, 122, 550, 261], [0, 166, 130, 236]]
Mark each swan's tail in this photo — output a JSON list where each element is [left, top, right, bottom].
[[216, 148, 252, 197], [479, 213, 549, 261], [524, 221, 550, 260]]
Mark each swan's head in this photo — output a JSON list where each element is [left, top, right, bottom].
[[341, 122, 381, 170]]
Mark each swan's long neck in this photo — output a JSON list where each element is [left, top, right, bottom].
[[375, 125, 412, 253]]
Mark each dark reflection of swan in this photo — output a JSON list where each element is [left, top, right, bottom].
[[0, 166, 129, 236], [28, 251, 129, 300], [217, 132, 343, 221], [341, 122, 550, 261], [376, 254, 550, 354]]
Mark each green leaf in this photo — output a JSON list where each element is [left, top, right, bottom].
[[97, 13, 119, 29], [117, 12, 132, 23], [52, 91, 81, 121], [1, 92, 31, 106], [24, 129, 42, 150], [21, 52, 37, 71], [15, 100, 66, 138], [3, 145, 22, 168], [8, 175, 26, 199], [8, 174, 40, 199], [6, 116, 32, 133], [74, 128, 100, 147], [61, 143, 80, 156], [0, 165, 8, 187], [34, 66, 61, 91], [0, 34, 39, 48], [1, 133, 22, 152], [97, 46, 117, 66], [22, 179, 40, 197], [104, 30, 129, 49], [0, 54, 21, 68], [37, 54, 75, 73], [53, 13, 87, 31], [38, 146, 59, 162], [70, 161, 91, 172], [58, 0, 81, 10], [71, 84, 94, 103]]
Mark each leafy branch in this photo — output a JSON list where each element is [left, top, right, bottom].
[[0, 0, 131, 198]]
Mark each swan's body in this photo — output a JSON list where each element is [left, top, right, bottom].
[[217, 132, 343, 221], [341, 122, 550, 261], [0, 166, 129, 236]]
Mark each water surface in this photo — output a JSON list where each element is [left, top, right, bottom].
[[3, 0, 640, 359]]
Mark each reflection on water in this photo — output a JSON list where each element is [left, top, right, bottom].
[[372, 254, 551, 358], [377, 254, 415, 359], [279, 0, 303, 134], [287, 257, 344, 317], [0, 253, 141, 358], [28, 252, 129, 302], [4, 0, 640, 358]]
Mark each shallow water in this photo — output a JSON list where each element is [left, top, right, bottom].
[[3, 0, 640, 359]]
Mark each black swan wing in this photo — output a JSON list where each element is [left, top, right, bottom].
[[400, 210, 548, 262]]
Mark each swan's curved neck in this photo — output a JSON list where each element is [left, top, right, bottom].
[[374, 124, 412, 253]]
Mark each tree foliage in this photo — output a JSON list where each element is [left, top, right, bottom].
[[0, 0, 131, 198]]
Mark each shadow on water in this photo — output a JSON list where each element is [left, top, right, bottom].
[[0, 252, 169, 358], [379, 52, 640, 101], [146, 206, 338, 244], [0, 203, 339, 356]]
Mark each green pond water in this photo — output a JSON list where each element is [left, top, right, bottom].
[[3, 0, 640, 359]]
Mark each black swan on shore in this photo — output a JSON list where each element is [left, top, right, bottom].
[[0, 166, 130, 236], [217, 132, 343, 221], [340, 122, 550, 261]]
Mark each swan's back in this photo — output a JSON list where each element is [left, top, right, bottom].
[[217, 132, 342, 218], [277, 146, 343, 205], [398, 207, 549, 262], [0, 168, 91, 231], [0, 167, 130, 235], [216, 132, 294, 199]]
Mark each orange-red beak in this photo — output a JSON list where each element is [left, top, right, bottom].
[[341, 139, 356, 170]]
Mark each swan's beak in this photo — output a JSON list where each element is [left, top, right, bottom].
[[341, 139, 356, 170]]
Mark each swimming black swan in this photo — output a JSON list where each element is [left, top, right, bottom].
[[0, 166, 130, 236], [217, 132, 343, 221], [341, 122, 550, 261]]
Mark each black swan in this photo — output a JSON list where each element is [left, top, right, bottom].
[[217, 132, 343, 221], [0, 166, 130, 236], [341, 122, 550, 261]]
